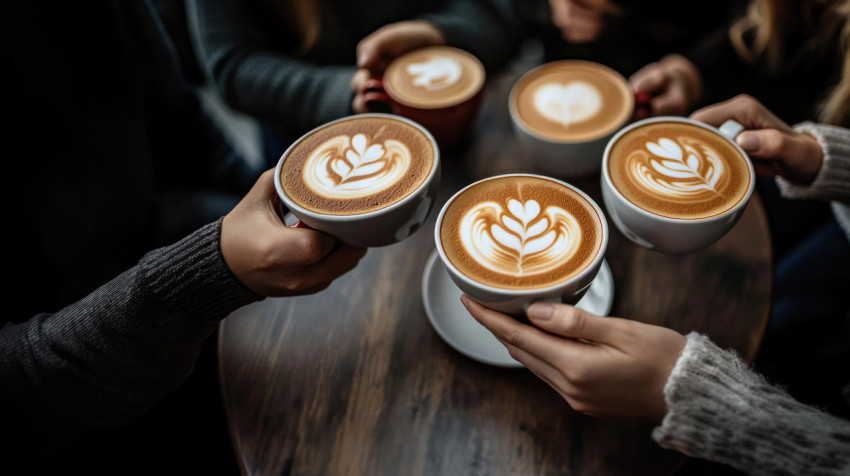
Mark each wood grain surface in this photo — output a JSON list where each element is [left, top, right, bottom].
[[217, 54, 772, 476]]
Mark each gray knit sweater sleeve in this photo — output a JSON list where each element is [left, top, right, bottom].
[[187, 0, 355, 136], [777, 122, 850, 239], [0, 219, 261, 448], [652, 332, 850, 475]]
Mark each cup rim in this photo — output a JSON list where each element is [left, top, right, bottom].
[[508, 59, 635, 145], [600, 115, 756, 224], [274, 113, 440, 222], [433, 173, 609, 297], [383, 45, 485, 110]]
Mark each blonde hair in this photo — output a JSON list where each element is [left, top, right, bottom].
[[730, 0, 850, 125]]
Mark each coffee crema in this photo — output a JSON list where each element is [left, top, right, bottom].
[[280, 115, 436, 215], [607, 121, 752, 219], [511, 60, 633, 142], [384, 46, 484, 109], [440, 175, 603, 290]]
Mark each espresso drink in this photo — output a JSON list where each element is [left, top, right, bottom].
[[439, 175, 604, 290], [384, 46, 485, 108], [607, 121, 752, 219], [511, 61, 633, 142], [280, 115, 436, 215]]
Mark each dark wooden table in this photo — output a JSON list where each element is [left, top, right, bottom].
[[217, 55, 772, 476]]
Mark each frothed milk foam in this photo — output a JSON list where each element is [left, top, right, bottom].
[[607, 121, 752, 219], [280, 116, 436, 215], [440, 175, 603, 290], [384, 46, 484, 108], [512, 61, 633, 142]]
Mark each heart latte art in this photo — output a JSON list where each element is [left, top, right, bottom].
[[440, 175, 603, 289], [512, 60, 632, 142], [533, 81, 602, 128], [608, 121, 752, 219], [280, 115, 436, 215]]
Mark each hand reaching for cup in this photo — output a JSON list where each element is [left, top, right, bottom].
[[221, 169, 367, 297], [690, 94, 824, 184], [548, 0, 620, 44], [461, 296, 685, 421], [629, 54, 703, 119], [351, 20, 447, 113]]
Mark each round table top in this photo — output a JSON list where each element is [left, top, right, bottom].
[[217, 56, 772, 476]]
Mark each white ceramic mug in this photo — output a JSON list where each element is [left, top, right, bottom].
[[600, 116, 755, 254], [275, 114, 441, 247], [433, 174, 609, 317]]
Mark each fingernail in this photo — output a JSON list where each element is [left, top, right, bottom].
[[737, 133, 760, 152], [460, 295, 469, 308], [527, 302, 554, 321]]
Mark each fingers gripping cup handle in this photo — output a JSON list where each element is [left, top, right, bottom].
[[363, 77, 393, 113], [719, 119, 745, 141]]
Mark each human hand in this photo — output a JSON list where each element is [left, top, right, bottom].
[[462, 296, 685, 420], [356, 20, 446, 77], [220, 169, 367, 297], [548, 0, 620, 44], [691, 95, 823, 184], [630, 54, 703, 119]]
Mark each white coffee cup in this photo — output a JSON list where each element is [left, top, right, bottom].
[[434, 173, 609, 317], [509, 60, 635, 178], [275, 113, 441, 247], [600, 116, 755, 253]]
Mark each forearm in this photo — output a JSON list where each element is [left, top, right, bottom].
[[653, 332, 850, 475], [0, 219, 260, 445], [187, 0, 354, 135]]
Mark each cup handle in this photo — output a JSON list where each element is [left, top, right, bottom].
[[719, 119, 745, 140], [363, 77, 393, 113]]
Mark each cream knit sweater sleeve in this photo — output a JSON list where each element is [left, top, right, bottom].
[[652, 332, 850, 475]]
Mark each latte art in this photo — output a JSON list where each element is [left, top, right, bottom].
[[280, 115, 436, 216], [630, 136, 725, 199], [439, 175, 603, 290], [607, 121, 752, 220], [533, 81, 602, 128], [406, 56, 461, 90], [304, 133, 411, 198], [460, 199, 581, 276]]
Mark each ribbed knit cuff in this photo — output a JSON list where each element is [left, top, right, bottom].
[[776, 122, 850, 202], [653, 332, 850, 475], [314, 67, 357, 128], [140, 218, 262, 330]]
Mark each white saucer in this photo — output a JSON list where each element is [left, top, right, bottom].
[[421, 251, 614, 368]]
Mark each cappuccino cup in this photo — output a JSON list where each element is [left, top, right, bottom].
[[275, 113, 441, 247], [364, 46, 485, 149], [509, 60, 634, 178], [601, 116, 755, 253], [434, 174, 608, 317]]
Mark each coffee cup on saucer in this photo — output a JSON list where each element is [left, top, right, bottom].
[[433, 173, 609, 318]]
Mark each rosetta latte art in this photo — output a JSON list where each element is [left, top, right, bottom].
[[406, 56, 461, 90], [533, 81, 601, 127], [630, 137, 725, 197], [460, 198, 582, 276], [303, 133, 411, 198]]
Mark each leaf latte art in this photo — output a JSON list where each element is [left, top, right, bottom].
[[303, 133, 410, 198], [459, 198, 581, 277], [629, 137, 725, 198]]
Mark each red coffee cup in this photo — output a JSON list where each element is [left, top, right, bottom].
[[363, 46, 485, 149]]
